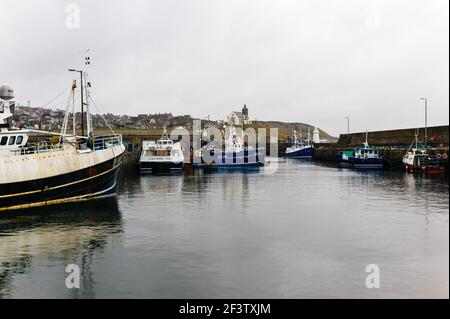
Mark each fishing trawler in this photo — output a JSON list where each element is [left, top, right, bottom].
[[0, 72, 125, 212], [338, 132, 384, 169], [193, 125, 265, 167], [282, 128, 314, 158], [139, 128, 184, 173], [402, 130, 446, 174]]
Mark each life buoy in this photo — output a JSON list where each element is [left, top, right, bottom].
[[436, 153, 442, 159], [443, 153, 448, 160]]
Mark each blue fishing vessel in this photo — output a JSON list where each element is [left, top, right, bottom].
[[193, 125, 265, 167], [338, 132, 384, 169], [283, 129, 314, 158]]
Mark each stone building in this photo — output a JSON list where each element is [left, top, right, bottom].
[[226, 104, 252, 126]]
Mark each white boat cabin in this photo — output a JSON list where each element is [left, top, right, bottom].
[[353, 147, 381, 159], [403, 149, 429, 166], [0, 130, 29, 156], [352, 136, 382, 159], [0, 85, 30, 156], [140, 129, 184, 162]]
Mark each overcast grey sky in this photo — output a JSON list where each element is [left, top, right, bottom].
[[1, 0, 448, 135]]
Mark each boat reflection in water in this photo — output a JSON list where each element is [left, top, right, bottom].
[[0, 197, 122, 299]]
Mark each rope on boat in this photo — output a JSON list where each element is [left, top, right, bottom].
[[88, 91, 118, 138], [42, 86, 71, 108]]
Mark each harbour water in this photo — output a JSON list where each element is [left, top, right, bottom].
[[0, 159, 448, 298]]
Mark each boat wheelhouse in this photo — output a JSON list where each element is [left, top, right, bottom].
[[0, 131, 29, 156]]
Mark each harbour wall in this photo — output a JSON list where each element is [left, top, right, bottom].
[[335, 125, 448, 148], [314, 125, 449, 170]]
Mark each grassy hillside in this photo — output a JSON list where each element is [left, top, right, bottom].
[[249, 121, 337, 142]]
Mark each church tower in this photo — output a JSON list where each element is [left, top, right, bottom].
[[242, 104, 250, 124]]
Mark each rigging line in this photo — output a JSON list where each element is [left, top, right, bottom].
[[41, 91, 76, 110], [89, 89, 119, 136], [60, 89, 73, 143], [88, 94, 117, 137], [42, 86, 72, 108], [89, 89, 107, 114], [50, 91, 81, 110]]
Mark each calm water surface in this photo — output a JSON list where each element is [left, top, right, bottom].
[[0, 159, 448, 298]]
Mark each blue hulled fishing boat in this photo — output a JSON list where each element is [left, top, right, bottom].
[[338, 132, 384, 169], [282, 129, 314, 159], [193, 125, 265, 167]]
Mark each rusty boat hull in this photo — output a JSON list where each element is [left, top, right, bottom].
[[0, 145, 125, 213]]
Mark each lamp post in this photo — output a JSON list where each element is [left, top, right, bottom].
[[69, 69, 84, 136], [345, 116, 350, 135], [420, 97, 427, 147], [344, 116, 350, 145]]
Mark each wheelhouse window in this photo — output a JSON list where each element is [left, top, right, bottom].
[[16, 136, 23, 144], [1, 136, 7, 145], [8, 136, 16, 145]]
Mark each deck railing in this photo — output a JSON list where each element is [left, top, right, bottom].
[[11, 142, 63, 156], [7, 134, 123, 156], [91, 134, 123, 151]]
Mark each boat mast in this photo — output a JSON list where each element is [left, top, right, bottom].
[[406, 129, 425, 154], [68, 69, 85, 136], [307, 127, 311, 146], [364, 130, 369, 148], [83, 55, 93, 137], [60, 80, 77, 142], [72, 81, 76, 136], [80, 71, 85, 136], [68, 54, 91, 137], [415, 129, 418, 149], [84, 72, 93, 136]]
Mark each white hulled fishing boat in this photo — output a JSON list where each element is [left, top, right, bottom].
[[139, 128, 184, 173], [0, 71, 125, 212]]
